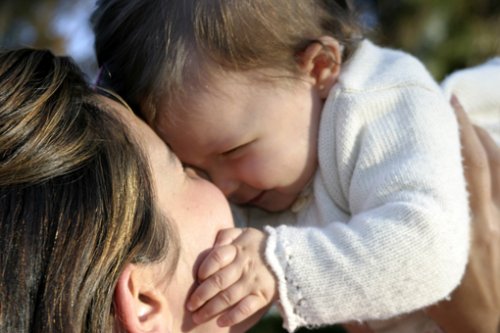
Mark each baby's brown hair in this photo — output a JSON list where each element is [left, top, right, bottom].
[[93, 0, 363, 124]]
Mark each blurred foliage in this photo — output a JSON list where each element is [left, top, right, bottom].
[[1, 0, 499, 78], [360, 0, 500, 79], [0, 0, 65, 52], [0, 0, 498, 332], [247, 314, 347, 333], [0, 0, 97, 75]]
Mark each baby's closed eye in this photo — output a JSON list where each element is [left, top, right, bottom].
[[221, 140, 256, 159]]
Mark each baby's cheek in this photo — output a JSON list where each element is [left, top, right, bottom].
[[238, 160, 273, 188]]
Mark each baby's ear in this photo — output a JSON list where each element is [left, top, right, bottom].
[[297, 36, 342, 99], [114, 264, 171, 333]]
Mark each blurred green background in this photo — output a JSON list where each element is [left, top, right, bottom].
[[1, 0, 498, 81], [1, 0, 498, 332]]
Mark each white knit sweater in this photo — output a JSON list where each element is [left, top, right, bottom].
[[237, 40, 470, 332]]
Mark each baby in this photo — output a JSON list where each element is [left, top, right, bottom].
[[92, 1, 479, 331]]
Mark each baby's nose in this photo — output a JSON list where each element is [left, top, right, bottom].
[[185, 166, 210, 180], [211, 173, 239, 197]]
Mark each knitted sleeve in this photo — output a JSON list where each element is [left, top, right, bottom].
[[265, 83, 470, 332]]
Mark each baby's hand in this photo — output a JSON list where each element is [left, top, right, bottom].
[[187, 227, 278, 327]]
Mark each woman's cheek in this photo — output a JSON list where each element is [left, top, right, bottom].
[[192, 179, 235, 233]]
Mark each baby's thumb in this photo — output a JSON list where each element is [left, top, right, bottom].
[[214, 227, 244, 247]]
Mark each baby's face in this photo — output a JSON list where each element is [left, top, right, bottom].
[[156, 70, 323, 212]]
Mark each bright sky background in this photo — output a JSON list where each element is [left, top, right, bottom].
[[53, 0, 97, 77]]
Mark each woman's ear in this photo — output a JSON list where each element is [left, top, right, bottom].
[[297, 36, 342, 99], [114, 264, 171, 333]]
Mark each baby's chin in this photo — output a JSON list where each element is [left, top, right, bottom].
[[252, 191, 300, 213], [262, 185, 315, 213]]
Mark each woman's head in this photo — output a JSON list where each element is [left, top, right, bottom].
[[0, 48, 244, 333], [92, 0, 363, 123], [0, 49, 170, 332]]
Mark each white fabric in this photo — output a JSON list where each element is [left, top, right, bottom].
[[237, 40, 470, 332], [366, 57, 500, 333], [442, 57, 500, 144]]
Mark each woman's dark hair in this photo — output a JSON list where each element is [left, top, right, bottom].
[[0, 48, 175, 332], [92, 0, 363, 124]]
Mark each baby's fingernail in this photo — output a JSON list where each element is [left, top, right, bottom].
[[186, 301, 195, 311], [217, 316, 229, 326]]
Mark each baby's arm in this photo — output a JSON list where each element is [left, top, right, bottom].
[[345, 96, 500, 333], [263, 86, 469, 331], [187, 227, 278, 327]]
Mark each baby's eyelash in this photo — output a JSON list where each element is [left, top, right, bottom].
[[222, 145, 244, 156], [222, 140, 255, 156]]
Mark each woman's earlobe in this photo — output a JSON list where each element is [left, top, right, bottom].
[[114, 264, 170, 332]]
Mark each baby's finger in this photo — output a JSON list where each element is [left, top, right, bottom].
[[192, 281, 248, 325], [187, 262, 241, 312], [217, 294, 263, 327], [214, 228, 243, 247], [198, 245, 237, 281]]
